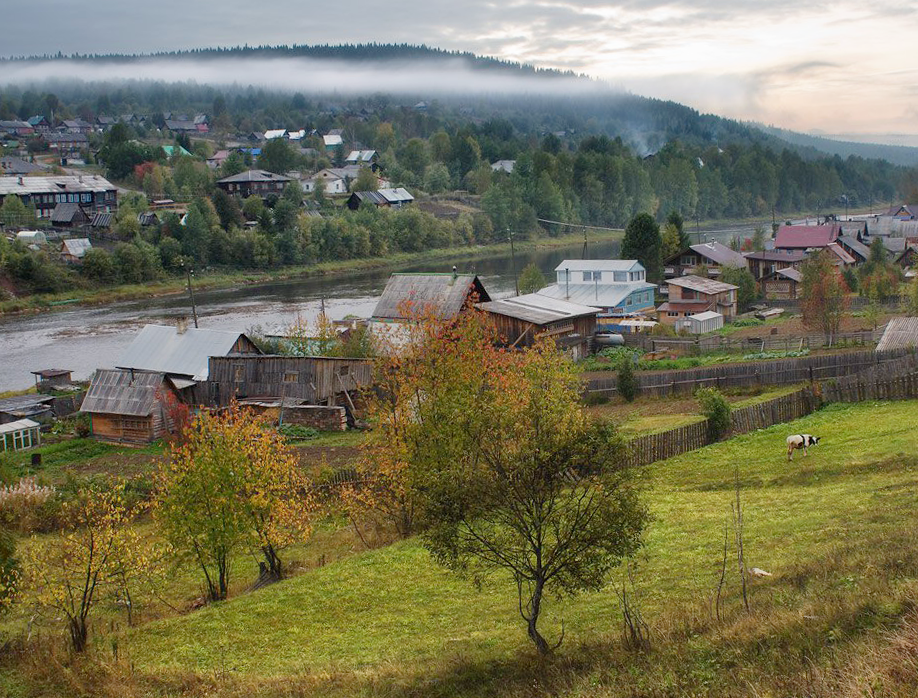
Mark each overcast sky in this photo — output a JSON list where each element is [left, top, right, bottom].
[[3, 0, 917, 143]]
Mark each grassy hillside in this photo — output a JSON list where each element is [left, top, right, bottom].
[[8, 399, 910, 697]]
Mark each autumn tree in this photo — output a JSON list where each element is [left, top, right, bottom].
[[720, 264, 759, 311], [801, 250, 850, 345], [23, 486, 143, 652], [155, 406, 313, 598], [354, 310, 648, 653]]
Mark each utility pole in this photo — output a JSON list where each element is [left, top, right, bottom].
[[508, 228, 519, 296], [184, 264, 199, 328], [582, 225, 588, 258]]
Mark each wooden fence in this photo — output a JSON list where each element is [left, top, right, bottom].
[[586, 348, 918, 399], [624, 360, 918, 467], [623, 330, 882, 355]]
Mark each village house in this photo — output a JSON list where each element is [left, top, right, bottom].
[[80, 369, 182, 445], [323, 133, 344, 152], [664, 241, 746, 278], [743, 250, 806, 281], [216, 170, 291, 199], [761, 267, 802, 300], [344, 150, 378, 166], [837, 234, 871, 265], [115, 323, 261, 402], [61, 119, 93, 134], [0, 175, 118, 219], [60, 238, 92, 263], [0, 120, 35, 137], [476, 293, 600, 359], [369, 271, 491, 349], [44, 132, 89, 155], [346, 187, 414, 211], [301, 167, 358, 195], [26, 115, 51, 133], [774, 223, 841, 251], [490, 160, 516, 174], [206, 149, 230, 170], [656, 275, 738, 326], [50, 203, 90, 226], [0, 156, 46, 176], [537, 260, 656, 325]]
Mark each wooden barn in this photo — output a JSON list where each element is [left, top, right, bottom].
[[80, 369, 180, 445], [476, 293, 600, 359], [206, 355, 374, 408], [761, 267, 802, 300]]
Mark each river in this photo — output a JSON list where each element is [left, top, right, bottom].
[[0, 223, 761, 390]]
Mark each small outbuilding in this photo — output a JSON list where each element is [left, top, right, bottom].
[[31, 368, 74, 392], [680, 310, 724, 335], [81, 369, 181, 444], [0, 419, 41, 452], [60, 238, 92, 263]]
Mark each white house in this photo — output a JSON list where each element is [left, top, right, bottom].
[[537, 260, 657, 325]]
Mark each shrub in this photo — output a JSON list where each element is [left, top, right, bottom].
[[617, 356, 638, 402], [0, 477, 58, 532], [695, 387, 731, 441], [278, 424, 320, 441]]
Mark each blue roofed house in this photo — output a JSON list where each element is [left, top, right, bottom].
[[537, 260, 657, 330]]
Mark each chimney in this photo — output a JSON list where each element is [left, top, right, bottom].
[[176, 316, 188, 334]]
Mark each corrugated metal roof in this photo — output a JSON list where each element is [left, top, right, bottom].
[[116, 324, 254, 381], [777, 268, 802, 282], [81, 369, 166, 417], [477, 293, 600, 325], [0, 395, 54, 414], [372, 274, 491, 320], [690, 241, 747, 267], [838, 235, 870, 260], [826, 243, 856, 265], [51, 203, 86, 223], [264, 129, 287, 140], [0, 174, 115, 196], [90, 212, 112, 227], [538, 281, 655, 308], [688, 311, 722, 321], [877, 317, 918, 352], [217, 170, 291, 184], [667, 275, 738, 294], [554, 259, 643, 273]]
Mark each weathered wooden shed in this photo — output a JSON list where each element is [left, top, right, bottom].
[[206, 355, 374, 407], [80, 369, 180, 444], [476, 293, 600, 358], [0, 394, 55, 425], [31, 368, 73, 392], [371, 272, 491, 321]]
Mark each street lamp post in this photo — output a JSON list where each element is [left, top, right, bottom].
[[508, 228, 519, 296]]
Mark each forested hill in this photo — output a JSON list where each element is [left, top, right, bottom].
[[757, 126, 918, 168]]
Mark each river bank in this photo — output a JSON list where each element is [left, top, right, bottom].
[[1, 228, 624, 318]]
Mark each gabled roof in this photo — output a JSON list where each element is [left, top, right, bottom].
[[372, 273, 491, 320], [743, 250, 807, 262], [0, 174, 115, 196], [217, 169, 291, 184], [162, 145, 192, 157], [825, 243, 856, 265], [837, 235, 871, 260], [81, 369, 168, 417], [775, 224, 841, 249], [667, 275, 738, 294], [323, 134, 343, 147], [61, 238, 92, 258], [50, 202, 87, 224], [0, 156, 45, 175], [538, 281, 655, 309], [345, 149, 377, 163], [477, 293, 600, 325], [352, 188, 414, 206], [776, 267, 802, 282], [876, 317, 918, 352], [264, 129, 287, 140], [490, 160, 516, 173], [688, 241, 746, 267], [116, 324, 258, 381], [0, 394, 54, 417], [554, 259, 644, 273]]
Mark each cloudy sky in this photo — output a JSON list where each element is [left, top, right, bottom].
[[3, 0, 917, 143]]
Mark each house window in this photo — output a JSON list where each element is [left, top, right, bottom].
[[667, 311, 680, 317], [613, 271, 626, 282], [234, 364, 245, 383], [337, 365, 351, 377], [283, 371, 299, 383]]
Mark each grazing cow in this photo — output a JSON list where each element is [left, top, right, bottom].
[[786, 434, 820, 461]]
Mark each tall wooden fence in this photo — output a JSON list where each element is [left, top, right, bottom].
[[622, 330, 881, 355], [587, 348, 918, 399], [624, 361, 918, 467]]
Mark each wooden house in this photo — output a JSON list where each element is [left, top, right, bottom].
[[657, 275, 738, 325], [743, 250, 806, 281], [346, 188, 414, 211], [81, 369, 180, 444], [761, 267, 802, 300], [895, 244, 918, 271], [0, 174, 117, 219], [60, 238, 92, 263], [51, 203, 90, 227], [476, 293, 599, 359], [206, 355, 373, 408], [664, 241, 746, 279], [216, 170, 291, 199], [371, 272, 491, 321]]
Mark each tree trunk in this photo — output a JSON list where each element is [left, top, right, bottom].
[[69, 617, 88, 653], [262, 544, 282, 579], [526, 578, 551, 655]]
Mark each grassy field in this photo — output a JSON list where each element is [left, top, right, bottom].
[[5, 399, 917, 697]]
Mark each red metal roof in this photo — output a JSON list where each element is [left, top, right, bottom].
[[775, 224, 840, 249]]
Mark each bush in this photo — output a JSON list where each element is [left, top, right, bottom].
[[0, 477, 58, 533], [277, 423, 320, 441], [617, 356, 638, 402], [695, 387, 731, 441]]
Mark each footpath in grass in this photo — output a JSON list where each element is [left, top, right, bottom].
[[120, 399, 918, 693]]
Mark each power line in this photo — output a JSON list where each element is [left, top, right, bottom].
[[536, 218, 624, 233]]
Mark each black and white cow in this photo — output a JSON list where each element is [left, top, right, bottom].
[[786, 434, 820, 461]]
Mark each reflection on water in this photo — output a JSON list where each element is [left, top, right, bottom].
[[0, 224, 756, 389]]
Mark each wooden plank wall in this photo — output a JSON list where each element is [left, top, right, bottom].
[[587, 348, 918, 399]]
